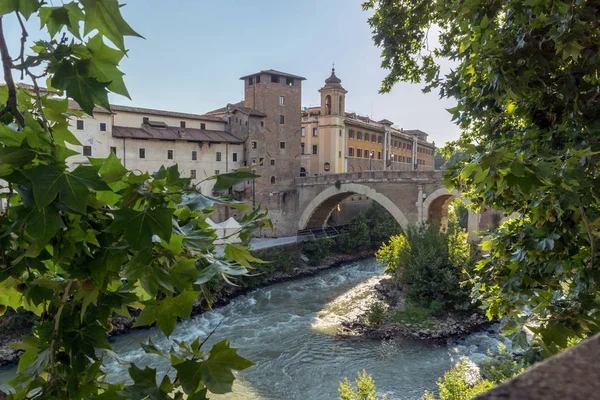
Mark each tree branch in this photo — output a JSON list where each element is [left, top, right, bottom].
[[26, 72, 55, 155], [0, 17, 24, 127], [48, 279, 74, 386], [580, 206, 595, 269], [14, 11, 28, 80]]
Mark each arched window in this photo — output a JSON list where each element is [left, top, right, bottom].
[[300, 167, 307, 177], [324, 162, 330, 171], [325, 95, 332, 115], [339, 96, 343, 114], [270, 176, 276, 184]]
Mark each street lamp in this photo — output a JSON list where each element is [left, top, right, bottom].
[[370, 151, 374, 170], [390, 153, 394, 170]]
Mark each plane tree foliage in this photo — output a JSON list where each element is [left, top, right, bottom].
[[363, 0, 600, 354], [0, 1, 270, 398]]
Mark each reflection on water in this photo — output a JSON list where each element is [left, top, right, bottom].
[[0, 258, 507, 399]]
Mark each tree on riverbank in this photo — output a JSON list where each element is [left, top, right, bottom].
[[0, 2, 267, 398], [363, 0, 600, 354]]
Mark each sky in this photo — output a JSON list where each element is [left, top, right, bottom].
[[2, 0, 461, 146]]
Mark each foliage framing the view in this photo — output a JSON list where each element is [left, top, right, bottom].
[[0, 1, 270, 398], [363, 0, 600, 353]]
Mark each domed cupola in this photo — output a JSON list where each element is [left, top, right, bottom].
[[324, 67, 343, 88]]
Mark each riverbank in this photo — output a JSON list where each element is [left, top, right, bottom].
[[338, 277, 491, 341], [0, 245, 375, 366]]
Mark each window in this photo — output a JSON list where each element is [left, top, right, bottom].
[[365, 151, 370, 159], [252, 159, 256, 165], [143, 117, 149, 124], [280, 142, 286, 149], [270, 176, 276, 184], [378, 136, 383, 144], [349, 147, 354, 157], [372, 135, 376, 143], [251, 141, 257, 149], [279, 96, 285, 106], [180, 121, 186, 128], [216, 152, 222, 161], [200, 123, 206, 130], [76, 120, 84, 130], [100, 122, 107, 132], [139, 148, 145, 158], [270, 159, 275, 166], [245, 121, 248, 126], [83, 145, 92, 156], [324, 162, 330, 171], [259, 158, 264, 165], [312, 145, 318, 155], [167, 150, 174, 159], [260, 121, 264, 127], [280, 115, 285, 125], [378, 151, 382, 160], [192, 150, 197, 160], [256, 75, 261, 83], [232, 152, 238, 162], [190, 170, 196, 179], [357, 149, 362, 158], [271, 74, 279, 83], [312, 128, 318, 137], [286, 77, 294, 86], [215, 170, 220, 175], [357, 132, 362, 140], [301, 143, 305, 154], [301, 127, 305, 137], [349, 130, 355, 139], [364, 133, 369, 142], [339, 130, 342, 137], [110, 146, 117, 155], [339, 151, 342, 158], [248, 77, 253, 86]]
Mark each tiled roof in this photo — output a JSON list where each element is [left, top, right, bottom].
[[205, 101, 266, 117], [68, 100, 225, 122], [112, 125, 242, 144], [344, 117, 386, 132], [239, 69, 306, 81]]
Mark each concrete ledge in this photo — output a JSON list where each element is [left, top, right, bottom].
[[475, 333, 600, 400]]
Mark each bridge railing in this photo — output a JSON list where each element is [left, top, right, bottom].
[[295, 169, 443, 185]]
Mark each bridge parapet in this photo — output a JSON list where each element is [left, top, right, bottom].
[[296, 170, 444, 186]]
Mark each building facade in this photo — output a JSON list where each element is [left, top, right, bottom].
[[300, 69, 436, 176]]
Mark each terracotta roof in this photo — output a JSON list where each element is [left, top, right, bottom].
[[239, 69, 306, 81], [112, 125, 242, 144], [68, 100, 225, 122], [205, 101, 266, 117]]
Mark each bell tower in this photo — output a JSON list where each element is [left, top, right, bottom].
[[317, 67, 348, 173]]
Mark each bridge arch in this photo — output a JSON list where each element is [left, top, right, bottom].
[[422, 187, 479, 240], [298, 183, 409, 231]]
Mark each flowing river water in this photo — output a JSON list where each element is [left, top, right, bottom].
[[0, 258, 508, 399]]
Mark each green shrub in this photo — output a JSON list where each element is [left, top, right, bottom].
[[339, 370, 388, 400], [366, 301, 388, 325], [365, 202, 402, 248], [428, 300, 445, 317], [392, 305, 431, 324], [481, 343, 525, 384], [303, 236, 334, 266], [377, 222, 477, 313], [338, 214, 372, 254], [422, 359, 495, 400]]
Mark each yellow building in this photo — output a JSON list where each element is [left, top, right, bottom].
[[300, 69, 435, 176]]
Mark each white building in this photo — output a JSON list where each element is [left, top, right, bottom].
[[67, 102, 244, 195]]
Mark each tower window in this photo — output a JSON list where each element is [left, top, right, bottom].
[[271, 74, 279, 83], [270, 176, 276, 184], [279, 96, 285, 106], [256, 75, 261, 83], [139, 148, 146, 158], [192, 150, 197, 160], [270, 159, 275, 166], [190, 170, 196, 179], [301, 143, 305, 154], [248, 77, 253, 86], [339, 151, 342, 158], [260, 121, 264, 127], [339, 130, 342, 137], [167, 149, 174, 160], [76, 120, 84, 130], [251, 141, 257, 149], [100, 122, 107, 131], [286, 77, 294, 86], [201, 123, 206, 130], [325, 95, 331, 115], [259, 158, 264, 165], [216, 152, 222, 161], [280, 142, 286, 149], [312, 145, 318, 155], [83, 146, 92, 156], [280, 115, 285, 124], [232, 152, 238, 162], [180, 121, 186, 128]]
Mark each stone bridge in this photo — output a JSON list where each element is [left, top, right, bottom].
[[296, 170, 499, 242]]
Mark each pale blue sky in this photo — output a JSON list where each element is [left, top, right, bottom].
[[3, 0, 460, 146]]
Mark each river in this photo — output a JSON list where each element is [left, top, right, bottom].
[[0, 258, 507, 399]]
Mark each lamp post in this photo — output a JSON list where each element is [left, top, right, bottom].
[[370, 151, 374, 170], [390, 153, 394, 170]]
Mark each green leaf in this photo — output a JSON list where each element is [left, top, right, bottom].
[[0, 0, 39, 19], [211, 170, 259, 193], [111, 207, 174, 250], [173, 219, 216, 252], [181, 193, 251, 212], [224, 244, 266, 268], [83, 34, 130, 97], [80, 0, 144, 52], [52, 60, 111, 115], [133, 291, 199, 337], [195, 260, 248, 285], [89, 152, 128, 183], [120, 365, 171, 400], [25, 206, 65, 257], [174, 339, 254, 395], [22, 164, 110, 213], [122, 249, 173, 297]]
